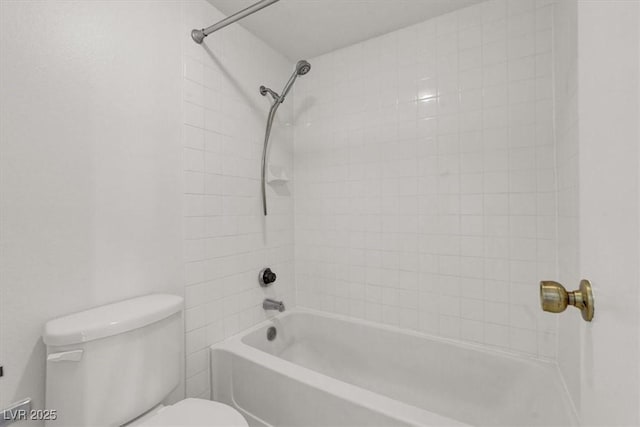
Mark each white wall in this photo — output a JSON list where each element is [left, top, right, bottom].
[[554, 1, 640, 422], [577, 1, 640, 424], [552, 0, 580, 412], [294, 0, 558, 358], [0, 0, 184, 422], [180, 1, 296, 399]]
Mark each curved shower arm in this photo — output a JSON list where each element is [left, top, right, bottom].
[[260, 86, 280, 102]]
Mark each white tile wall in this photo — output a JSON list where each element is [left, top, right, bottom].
[[181, 1, 295, 398], [293, 0, 558, 358]]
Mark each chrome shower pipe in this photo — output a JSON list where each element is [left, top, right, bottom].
[[191, 0, 280, 44]]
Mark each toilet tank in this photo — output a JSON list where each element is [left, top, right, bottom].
[[43, 294, 183, 427]]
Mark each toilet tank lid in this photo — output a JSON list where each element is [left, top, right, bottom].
[[43, 294, 183, 346]]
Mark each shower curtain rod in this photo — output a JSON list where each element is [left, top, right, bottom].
[[191, 0, 280, 44]]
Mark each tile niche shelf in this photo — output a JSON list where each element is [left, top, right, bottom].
[[267, 165, 289, 184]]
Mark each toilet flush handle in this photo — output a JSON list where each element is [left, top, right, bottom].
[[47, 349, 83, 362]]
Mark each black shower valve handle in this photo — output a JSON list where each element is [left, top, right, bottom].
[[259, 268, 277, 287]]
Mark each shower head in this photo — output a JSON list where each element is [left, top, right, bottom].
[[296, 60, 311, 76], [277, 59, 312, 102]]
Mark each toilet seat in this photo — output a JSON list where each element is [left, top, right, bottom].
[[139, 398, 248, 426]]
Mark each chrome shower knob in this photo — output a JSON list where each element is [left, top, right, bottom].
[[540, 280, 594, 321], [259, 268, 277, 287]]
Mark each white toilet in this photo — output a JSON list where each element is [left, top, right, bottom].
[[42, 294, 248, 427]]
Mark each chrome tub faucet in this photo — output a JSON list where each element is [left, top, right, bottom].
[[263, 298, 285, 312]]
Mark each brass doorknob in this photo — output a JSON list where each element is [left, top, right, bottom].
[[539, 280, 594, 322]]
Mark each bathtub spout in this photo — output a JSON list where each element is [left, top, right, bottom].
[[263, 298, 285, 312]]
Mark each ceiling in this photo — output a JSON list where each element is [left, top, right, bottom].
[[207, 0, 484, 61]]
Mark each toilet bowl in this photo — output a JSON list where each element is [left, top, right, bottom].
[[133, 399, 248, 427], [43, 294, 246, 427]]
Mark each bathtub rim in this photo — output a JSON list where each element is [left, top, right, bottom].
[[210, 308, 578, 426]]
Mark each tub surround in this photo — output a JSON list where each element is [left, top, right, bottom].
[[294, 0, 557, 359]]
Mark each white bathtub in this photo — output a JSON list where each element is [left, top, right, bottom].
[[210, 309, 577, 426]]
